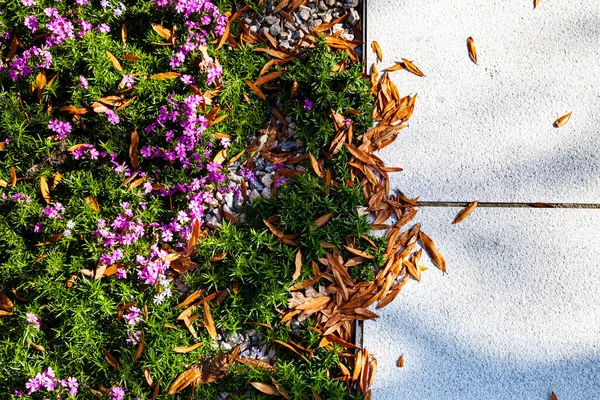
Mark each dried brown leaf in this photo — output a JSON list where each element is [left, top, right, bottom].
[[133, 331, 144, 363], [550, 392, 557, 400], [453, 201, 478, 224], [555, 112, 572, 128], [10, 167, 17, 187], [150, 72, 180, 80], [308, 153, 323, 177], [102, 347, 120, 370], [151, 23, 172, 41], [467, 37, 477, 64], [129, 128, 139, 170], [420, 231, 446, 273], [53, 172, 62, 187], [105, 50, 123, 72], [40, 176, 50, 204], [0, 294, 13, 310], [173, 342, 203, 353], [244, 79, 267, 101], [371, 41, 382, 62], [123, 54, 140, 61], [314, 213, 332, 228], [121, 24, 127, 46], [401, 58, 424, 77], [250, 382, 279, 395], [293, 250, 302, 281], [203, 301, 217, 339], [151, 378, 161, 400], [534, 0, 541, 8], [254, 71, 283, 86], [186, 219, 201, 256], [36, 71, 46, 103], [397, 354, 405, 367]]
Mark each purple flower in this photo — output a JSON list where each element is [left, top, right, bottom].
[[220, 137, 230, 149], [121, 74, 135, 88], [240, 167, 256, 182], [48, 119, 72, 140], [100, 0, 109, 8], [108, 386, 126, 400], [26, 313, 40, 329], [21, 0, 36, 7], [113, 7, 123, 17], [59, 377, 78, 397], [24, 16, 39, 33], [105, 109, 120, 125], [46, 16, 75, 47], [76, 20, 93, 36], [275, 176, 287, 188], [42, 202, 65, 219], [43, 8, 59, 17], [303, 98, 313, 110], [75, 0, 88, 5], [116, 267, 127, 279], [13, 389, 23, 397], [180, 74, 194, 85], [343, 118, 352, 127], [123, 307, 141, 325], [97, 23, 110, 33], [79, 76, 88, 90], [25, 375, 42, 395], [206, 63, 223, 85], [33, 222, 43, 233]]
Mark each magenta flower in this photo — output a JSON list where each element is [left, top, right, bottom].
[[41, 202, 65, 219], [96, 23, 110, 33], [343, 118, 352, 127], [75, 0, 88, 5], [33, 222, 42, 233], [303, 98, 313, 110], [120, 74, 135, 88], [123, 307, 142, 325], [21, 0, 36, 7], [220, 137, 230, 149], [206, 63, 223, 85], [116, 267, 127, 279], [79, 75, 88, 90], [26, 313, 40, 329], [24, 16, 39, 33], [108, 386, 126, 400], [275, 176, 287, 188], [48, 119, 72, 140], [105, 109, 120, 125], [59, 377, 78, 397]]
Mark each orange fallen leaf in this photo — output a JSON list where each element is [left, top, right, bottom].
[[133, 331, 144, 363], [555, 112, 572, 128], [534, 0, 541, 8], [123, 54, 140, 61], [314, 213, 332, 228], [244, 79, 266, 101], [150, 72, 180, 80], [86, 195, 100, 212], [105, 50, 123, 72], [420, 231, 446, 273], [203, 301, 217, 339], [401, 58, 424, 77], [35, 71, 46, 103], [467, 37, 477, 64], [121, 24, 127, 46], [151, 23, 172, 41], [397, 354, 405, 367], [173, 342, 203, 353], [254, 71, 283, 86], [371, 41, 382, 62], [186, 219, 201, 256], [0, 294, 13, 310], [453, 201, 478, 224], [10, 167, 16, 187], [40, 176, 50, 204], [53, 172, 62, 188]]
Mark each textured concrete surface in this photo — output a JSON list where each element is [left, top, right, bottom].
[[367, 0, 600, 203], [364, 208, 600, 399]]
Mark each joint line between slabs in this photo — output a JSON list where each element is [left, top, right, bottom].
[[417, 201, 600, 209]]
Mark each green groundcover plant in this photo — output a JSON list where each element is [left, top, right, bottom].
[[0, 0, 379, 397]]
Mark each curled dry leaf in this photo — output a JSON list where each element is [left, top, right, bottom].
[[250, 382, 279, 395], [40, 176, 50, 204], [401, 58, 424, 77], [254, 71, 283, 86], [129, 128, 139, 170], [550, 392, 558, 400], [151, 379, 161, 400], [151, 23, 172, 41], [244, 79, 266, 101], [555, 112, 572, 128], [121, 24, 127, 46], [453, 201, 478, 224], [53, 172, 62, 187], [86, 195, 100, 212], [36, 71, 46, 103], [105, 50, 123, 72], [467, 37, 477, 64], [534, 0, 541, 8], [10, 167, 17, 187], [123, 54, 140, 61], [371, 41, 383, 62], [133, 331, 144, 363], [314, 213, 332, 228], [144, 368, 154, 387], [186, 219, 201, 256]]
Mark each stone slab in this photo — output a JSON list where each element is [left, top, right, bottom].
[[364, 207, 600, 399], [367, 0, 600, 203]]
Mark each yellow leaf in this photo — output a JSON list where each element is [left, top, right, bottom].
[[534, 0, 541, 8], [401, 58, 425, 77], [314, 213, 332, 228], [555, 112, 572, 128], [0, 294, 13, 310], [453, 201, 478, 224], [151, 23, 172, 41], [36, 71, 46, 103], [467, 37, 477, 64], [86, 195, 100, 212], [105, 50, 123, 72], [150, 72, 181, 80], [244, 79, 266, 101], [53, 172, 62, 188], [121, 24, 127, 46], [40, 176, 51, 204], [10, 167, 17, 187], [186, 219, 201, 256], [371, 41, 383, 62]]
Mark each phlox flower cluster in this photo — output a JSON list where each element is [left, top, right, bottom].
[[108, 386, 126, 400], [7, 45, 52, 80], [48, 119, 72, 140], [26, 312, 40, 328], [93, 202, 145, 250], [41, 202, 65, 219], [136, 245, 170, 286], [22, 367, 78, 397]]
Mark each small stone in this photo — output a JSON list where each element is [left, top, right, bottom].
[[249, 189, 261, 201], [348, 9, 360, 24], [326, 0, 335, 5], [207, 216, 220, 227], [279, 31, 290, 40], [250, 179, 265, 191], [309, 19, 322, 29], [234, 194, 244, 209], [261, 187, 272, 198], [223, 204, 233, 214], [280, 40, 291, 51], [344, 0, 358, 7], [318, 0, 327, 11], [207, 198, 219, 208], [255, 170, 266, 178], [221, 342, 232, 351], [261, 173, 273, 187], [307, 2, 316, 9], [254, 158, 266, 170], [264, 15, 278, 25], [243, 17, 252, 25], [280, 141, 297, 152], [265, 162, 274, 173], [284, 20, 297, 32], [332, 23, 344, 32], [249, 25, 258, 33], [216, 192, 224, 202], [225, 192, 234, 209], [269, 23, 281, 37], [321, 13, 332, 23], [229, 174, 243, 184], [298, 5, 311, 21]]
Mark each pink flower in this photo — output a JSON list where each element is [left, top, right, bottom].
[[24, 16, 39, 33], [48, 120, 72, 139], [105, 109, 120, 125], [26, 313, 40, 329], [220, 137, 230, 148], [121, 74, 135, 88], [303, 98, 313, 110], [206, 63, 223, 85], [21, 0, 36, 7], [96, 23, 110, 33], [79, 76, 88, 90]]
